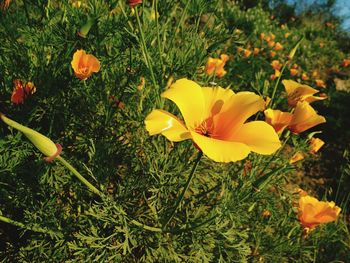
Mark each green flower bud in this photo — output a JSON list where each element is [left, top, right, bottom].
[[77, 18, 95, 38], [1, 113, 59, 158]]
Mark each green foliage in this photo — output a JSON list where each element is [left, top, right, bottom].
[[0, 0, 349, 262]]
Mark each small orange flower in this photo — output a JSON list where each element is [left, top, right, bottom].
[[288, 101, 326, 134], [301, 73, 309, 81], [264, 109, 293, 134], [284, 32, 291, 38], [319, 42, 325, 48], [253, 47, 260, 55], [315, 79, 326, 88], [270, 33, 276, 40], [290, 68, 298, 76], [309, 137, 325, 154], [205, 54, 229, 78], [71, 50, 101, 80], [268, 41, 275, 48], [274, 42, 283, 51], [283, 79, 327, 107], [262, 209, 271, 218], [298, 195, 341, 231], [269, 51, 276, 58], [341, 59, 350, 67], [243, 49, 252, 58], [289, 151, 304, 164], [137, 77, 145, 91], [270, 70, 281, 81], [271, 60, 282, 71], [0, 0, 11, 10], [260, 33, 265, 40], [312, 70, 320, 79], [292, 63, 298, 69], [11, 80, 36, 105]]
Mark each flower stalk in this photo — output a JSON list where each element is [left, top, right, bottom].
[[163, 151, 203, 229]]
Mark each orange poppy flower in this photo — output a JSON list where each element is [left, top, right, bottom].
[[11, 80, 36, 105], [284, 32, 291, 38], [342, 59, 350, 67], [290, 68, 298, 76], [145, 79, 281, 162], [268, 41, 275, 48], [243, 49, 252, 58], [309, 137, 325, 154], [274, 42, 283, 51], [264, 109, 293, 134], [271, 60, 282, 71], [282, 79, 327, 107], [298, 195, 341, 230], [301, 73, 309, 81], [127, 0, 142, 7], [269, 51, 276, 58], [260, 33, 265, 40], [315, 79, 326, 88], [288, 101, 326, 134], [289, 151, 304, 164], [205, 54, 229, 78], [270, 70, 281, 81], [71, 50, 101, 80], [253, 48, 260, 55]]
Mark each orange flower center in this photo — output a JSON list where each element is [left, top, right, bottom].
[[195, 117, 216, 138]]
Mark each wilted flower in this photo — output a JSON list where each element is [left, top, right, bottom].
[[288, 101, 326, 134], [145, 79, 281, 162], [264, 109, 293, 134], [274, 42, 283, 51], [298, 195, 341, 231], [309, 137, 325, 154], [11, 79, 36, 105], [205, 54, 229, 78], [315, 79, 326, 88], [283, 79, 327, 107], [71, 49, 100, 80], [0, 114, 61, 161], [289, 151, 304, 164], [127, 0, 142, 7]]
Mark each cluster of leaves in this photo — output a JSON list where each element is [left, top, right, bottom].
[[0, 0, 349, 262]]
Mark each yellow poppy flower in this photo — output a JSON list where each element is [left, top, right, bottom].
[[71, 49, 101, 80], [289, 151, 304, 164], [309, 137, 325, 154], [145, 79, 281, 162], [282, 79, 327, 107], [205, 54, 229, 78], [264, 109, 293, 134], [288, 101, 326, 134], [298, 195, 341, 230]]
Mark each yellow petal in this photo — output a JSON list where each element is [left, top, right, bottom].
[[215, 92, 265, 139], [87, 54, 101, 72], [144, 109, 191, 142], [289, 102, 326, 133], [161, 78, 205, 128], [71, 49, 85, 71], [190, 130, 250, 163], [264, 109, 293, 134], [230, 121, 281, 154], [282, 79, 320, 106], [201, 86, 234, 119]]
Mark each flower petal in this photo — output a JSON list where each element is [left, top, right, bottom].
[[201, 86, 234, 118], [214, 92, 265, 139], [145, 109, 191, 142], [190, 130, 250, 162], [87, 54, 101, 72], [229, 121, 281, 154], [161, 78, 205, 129]]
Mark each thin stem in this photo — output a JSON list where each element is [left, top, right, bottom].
[[130, 219, 162, 232], [134, 6, 159, 104], [154, 0, 164, 72], [163, 151, 203, 229], [0, 215, 62, 237], [56, 155, 102, 197], [270, 62, 287, 108]]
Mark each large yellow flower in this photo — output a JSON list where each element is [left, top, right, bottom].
[[145, 79, 281, 162], [283, 79, 327, 107], [298, 195, 341, 230]]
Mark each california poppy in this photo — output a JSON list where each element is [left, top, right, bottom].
[[298, 195, 341, 230], [11, 79, 36, 105], [71, 49, 100, 80], [205, 54, 229, 78], [264, 109, 293, 134], [283, 80, 327, 107], [145, 79, 281, 162], [309, 137, 325, 154]]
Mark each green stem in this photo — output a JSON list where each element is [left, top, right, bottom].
[[0, 215, 62, 237], [154, 0, 164, 72], [130, 219, 162, 232], [270, 63, 287, 108], [163, 151, 203, 229], [56, 155, 102, 196], [134, 6, 159, 104]]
